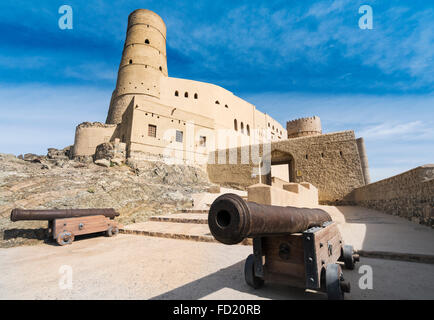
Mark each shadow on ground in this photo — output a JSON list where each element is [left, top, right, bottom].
[[150, 260, 324, 300]]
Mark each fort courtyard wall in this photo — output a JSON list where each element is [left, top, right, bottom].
[[345, 165, 434, 226], [207, 130, 366, 202]]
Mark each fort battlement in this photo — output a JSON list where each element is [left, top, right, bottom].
[[286, 116, 322, 138]]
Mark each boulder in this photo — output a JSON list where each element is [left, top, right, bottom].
[[95, 159, 111, 168]]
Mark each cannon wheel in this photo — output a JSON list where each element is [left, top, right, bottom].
[[325, 263, 344, 300], [106, 226, 119, 237], [342, 245, 355, 270], [244, 254, 264, 289], [56, 232, 74, 246]]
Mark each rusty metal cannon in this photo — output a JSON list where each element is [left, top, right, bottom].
[[10, 208, 121, 246], [208, 194, 359, 300]]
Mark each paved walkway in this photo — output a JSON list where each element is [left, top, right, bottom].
[[1, 234, 433, 299], [122, 204, 434, 262]]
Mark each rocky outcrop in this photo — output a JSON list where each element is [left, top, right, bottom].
[[0, 152, 211, 248], [94, 140, 126, 164]]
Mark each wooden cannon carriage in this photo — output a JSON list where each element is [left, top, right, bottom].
[[208, 194, 359, 300], [10, 208, 121, 246]]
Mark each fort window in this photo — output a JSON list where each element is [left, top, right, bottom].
[[199, 136, 206, 147], [148, 124, 157, 138], [129, 59, 132, 64], [145, 39, 150, 44], [268, 123, 270, 127], [234, 119, 238, 131], [215, 100, 220, 104], [176, 130, 183, 143], [305, 154, 308, 160], [241, 122, 244, 134], [247, 125, 250, 136], [194, 93, 198, 99], [225, 104, 228, 108], [321, 152, 324, 158], [340, 151, 343, 157], [184, 92, 188, 98], [159, 66, 162, 71], [175, 91, 179, 96]]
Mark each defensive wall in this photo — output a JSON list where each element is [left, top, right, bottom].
[[207, 130, 366, 203], [344, 165, 434, 226]]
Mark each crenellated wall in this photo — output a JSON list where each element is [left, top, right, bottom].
[[286, 116, 322, 138]]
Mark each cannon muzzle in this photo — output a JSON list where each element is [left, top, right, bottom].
[[208, 193, 332, 245], [10, 208, 119, 222]]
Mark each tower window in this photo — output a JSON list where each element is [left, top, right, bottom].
[[129, 59, 132, 64], [234, 119, 238, 131], [184, 92, 188, 98], [145, 39, 150, 44], [225, 104, 228, 108], [176, 130, 183, 143], [194, 93, 198, 99], [148, 124, 157, 138], [241, 122, 244, 134], [215, 100, 220, 104], [159, 66, 162, 71], [247, 124, 250, 136], [175, 91, 179, 96]]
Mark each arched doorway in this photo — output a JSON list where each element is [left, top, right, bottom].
[[263, 150, 295, 185]]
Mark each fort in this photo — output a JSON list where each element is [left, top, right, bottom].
[[71, 9, 368, 198], [70, 9, 431, 225]]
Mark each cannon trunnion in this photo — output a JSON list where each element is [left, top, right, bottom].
[[208, 194, 359, 300]]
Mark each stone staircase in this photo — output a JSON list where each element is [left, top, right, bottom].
[[120, 187, 251, 245]]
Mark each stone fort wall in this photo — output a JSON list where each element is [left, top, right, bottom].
[[345, 165, 434, 226], [207, 130, 366, 202]]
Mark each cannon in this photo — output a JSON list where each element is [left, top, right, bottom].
[[10, 208, 121, 246], [208, 194, 359, 300]]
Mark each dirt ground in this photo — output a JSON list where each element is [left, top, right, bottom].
[[1, 234, 433, 300]]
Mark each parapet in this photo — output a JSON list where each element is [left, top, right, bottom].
[[286, 116, 322, 138]]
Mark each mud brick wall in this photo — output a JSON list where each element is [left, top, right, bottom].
[[345, 165, 434, 226], [207, 131, 366, 203]]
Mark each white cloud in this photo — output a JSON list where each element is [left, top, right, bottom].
[[359, 121, 434, 141]]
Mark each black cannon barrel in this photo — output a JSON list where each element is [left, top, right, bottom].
[[208, 193, 332, 245], [10, 208, 119, 222]]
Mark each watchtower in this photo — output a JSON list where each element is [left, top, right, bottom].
[[286, 116, 322, 138], [106, 9, 168, 124]]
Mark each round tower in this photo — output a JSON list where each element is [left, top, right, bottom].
[[286, 116, 322, 138], [106, 9, 168, 124]]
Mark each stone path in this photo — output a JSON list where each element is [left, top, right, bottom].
[[121, 203, 434, 264]]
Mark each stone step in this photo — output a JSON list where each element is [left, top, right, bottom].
[[120, 221, 216, 243], [120, 220, 251, 245], [149, 213, 208, 224], [177, 209, 209, 214]]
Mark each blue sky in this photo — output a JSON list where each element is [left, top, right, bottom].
[[0, 0, 432, 181]]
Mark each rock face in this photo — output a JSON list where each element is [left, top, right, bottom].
[[94, 140, 126, 163], [0, 152, 211, 248]]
